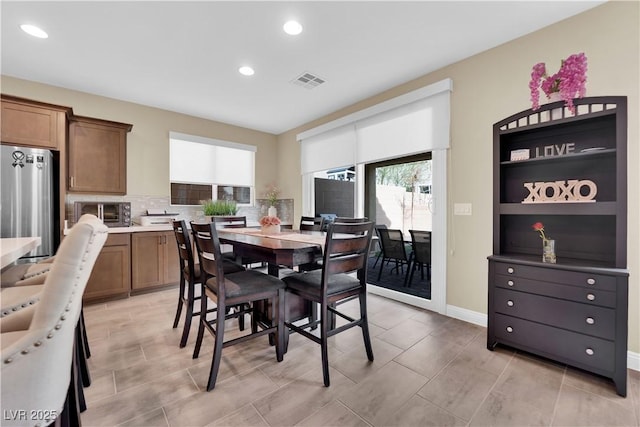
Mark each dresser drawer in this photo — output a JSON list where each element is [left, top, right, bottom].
[[494, 274, 616, 308], [493, 262, 616, 291], [494, 288, 615, 340], [494, 313, 615, 372]]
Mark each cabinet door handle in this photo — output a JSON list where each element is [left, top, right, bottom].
[[586, 293, 596, 301], [507, 300, 514, 307], [506, 326, 513, 333], [586, 317, 595, 325], [507, 280, 514, 287], [70, 176, 75, 188], [507, 267, 514, 274], [585, 348, 594, 356], [586, 278, 596, 285]]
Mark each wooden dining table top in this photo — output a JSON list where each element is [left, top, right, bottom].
[[216, 228, 325, 276]]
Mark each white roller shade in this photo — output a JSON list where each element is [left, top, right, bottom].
[[356, 91, 450, 163], [300, 124, 355, 174], [169, 131, 256, 186], [215, 146, 254, 186]]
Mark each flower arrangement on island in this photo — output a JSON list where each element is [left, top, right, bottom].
[[529, 52, 588, 114], [259, 215, 281, 227]]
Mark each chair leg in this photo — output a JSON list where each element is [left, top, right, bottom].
[[80, 309, 91, 358], [320, 303, 330, 387], [172, 276, 185, 329], [206, 302, 227, 391], [192, 285, 207, 359], [372, 250, 382, 268], [377, 257, 385, 280], [75, 322, 91, 387], [359, 291, 374, 362], [276, 291, 285, 362]]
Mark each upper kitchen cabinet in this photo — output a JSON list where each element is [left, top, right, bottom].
[[68, 115, 132, 194], [1, 94, 71, 150]]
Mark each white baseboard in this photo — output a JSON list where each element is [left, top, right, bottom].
[[446, 304, 639, 372]]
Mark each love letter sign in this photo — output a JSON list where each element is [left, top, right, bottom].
[[522, 179, 597, 203]]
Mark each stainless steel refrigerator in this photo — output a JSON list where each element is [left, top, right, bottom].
[[1, 145, 54, 262]]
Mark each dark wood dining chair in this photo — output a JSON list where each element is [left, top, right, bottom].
[[211, 215, 247, 228], [375, 227, 411, 281], [282, 221, 375, 386], [190, 221, 286, 391], [334, 216, 368, 223], [407, 230, 431, 286], [171, 220, 245, 348], [211, 215, 265, 268], [299, 215, 324, 231]]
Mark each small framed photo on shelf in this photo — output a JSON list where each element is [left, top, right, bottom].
[[510, 148, 530, 161]]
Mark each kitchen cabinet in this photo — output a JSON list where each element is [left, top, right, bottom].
[[83, 233, 131, 302], [487, 96, 628, 396], [68, 115, 132, 194], [131, 231, 180, 291], [1, 94, 71, 150]]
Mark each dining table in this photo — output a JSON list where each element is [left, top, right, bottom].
[[0, 237, 42, 269], [216, 227, 326, 326], [216, 227, 325, 277]]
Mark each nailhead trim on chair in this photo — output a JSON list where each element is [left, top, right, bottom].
[[0, 297, 40, 318], [2, 228, 107, 366]]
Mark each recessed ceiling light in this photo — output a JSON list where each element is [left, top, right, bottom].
[[20, 24, 48, 39], [238, 66, 255, 76], [283, 20, 303, 36]]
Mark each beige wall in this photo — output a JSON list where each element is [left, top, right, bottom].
[[277, 2, 640, 354], [0, 77, 279, 197]]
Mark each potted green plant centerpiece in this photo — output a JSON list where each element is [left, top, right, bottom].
[[201, 199, 238, 220]]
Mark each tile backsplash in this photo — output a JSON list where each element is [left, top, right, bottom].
[[66, 194, 293, 226]]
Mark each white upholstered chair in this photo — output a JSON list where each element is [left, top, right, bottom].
[[0, 214, 107, 426]]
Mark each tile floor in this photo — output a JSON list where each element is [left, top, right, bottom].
[[81, 289, 639, 426]]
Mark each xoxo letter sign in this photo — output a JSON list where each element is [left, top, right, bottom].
[[523, 179, 597, 203]]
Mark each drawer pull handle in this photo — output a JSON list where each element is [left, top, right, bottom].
[[507, 267, 514, 274], [586, 293, 596, 301], [506, 326, 513, 333], [586, 317, 595, 325], [507, 300, 514, 307], [586, 278, 596, 285], [507, 280, 514, 287], [585, 348, 594, 356]]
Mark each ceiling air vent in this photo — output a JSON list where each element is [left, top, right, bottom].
[[291, 72, 326, 89]]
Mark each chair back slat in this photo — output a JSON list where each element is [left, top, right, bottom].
[[334, 217, 368, 223], [172, 220, 196, 279], [322, 221, 374, 283], [300, 216, 324, 231], [409, 230, 432, 264], [190, 222, 226, 296], [212, 216, 247, 228]]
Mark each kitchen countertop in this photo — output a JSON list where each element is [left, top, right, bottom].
[[65, 222, 293, 234]]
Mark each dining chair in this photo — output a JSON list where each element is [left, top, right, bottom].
[[299, 215, 324, 231], [407, 230, 432, 286], [371, 224, 387, 268], [171, 220, 245, 348], [212, 215, 264, 268], [334, 216, 368, 223], [375, 227, 411, 282], [190, 221, 285, 391], [1, 214, 108, 426], [282, 221, 375, 386]]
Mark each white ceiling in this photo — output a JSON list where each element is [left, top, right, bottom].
[[1, 1, 604, 134]]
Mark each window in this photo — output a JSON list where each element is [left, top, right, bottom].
[[169, 132, 256, 206]]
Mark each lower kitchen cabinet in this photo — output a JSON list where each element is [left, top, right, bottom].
[[131, 231, 180, 291], [83, 233, 131, 302]]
